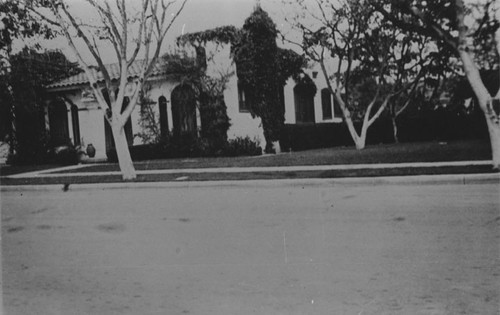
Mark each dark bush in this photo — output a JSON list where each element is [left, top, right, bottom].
[[278, 121, 394, 152], [51, 145, 79, 165], [106, 136, 262, 162], [223, 136, 262, 157], [280, 109, 488, 152], [6, 109, 52, 165]]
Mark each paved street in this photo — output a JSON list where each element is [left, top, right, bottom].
[[2, 180, 499, 314]]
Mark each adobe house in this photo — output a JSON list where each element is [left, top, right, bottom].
[[45, 48, 343, 160]]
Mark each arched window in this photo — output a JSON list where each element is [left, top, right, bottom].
[[171, 84, 197, 139], [294, 82, 316, 123], [321, 88, 333, 120], [158, 96, 169, 139]]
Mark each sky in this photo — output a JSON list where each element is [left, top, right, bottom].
[[33, 0, 299, 64]]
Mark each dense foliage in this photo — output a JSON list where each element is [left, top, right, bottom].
[[178, 6, 305, 153], [0, 0, 55, 72], [106, 136, 261, 161], [232, 6, 304, 152], [1, 48, 81, 164], [137, 50, 232, 153]]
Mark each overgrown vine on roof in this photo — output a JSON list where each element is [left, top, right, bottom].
[[177, 5, 306, 153]]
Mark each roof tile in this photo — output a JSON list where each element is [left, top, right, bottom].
[[47, 59, 168, 89]]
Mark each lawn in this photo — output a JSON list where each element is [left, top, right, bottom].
[[53, 139, 492, 174], [0, 139, 495, 185], [0, 139, 491, 176]]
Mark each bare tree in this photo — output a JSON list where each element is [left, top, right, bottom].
[[39, 0, 187, 180], [285, 0, 428, 149], [372, 0, 500, 169]]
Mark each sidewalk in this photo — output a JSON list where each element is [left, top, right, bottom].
[[1, 160, 498, 188]]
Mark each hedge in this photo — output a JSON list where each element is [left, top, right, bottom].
[[280, 110, 488, 152]]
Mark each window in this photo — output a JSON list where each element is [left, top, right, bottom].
[[321, 88, 333, 120], [158, 96, 169, 139], [48, 99, 69, 146], [71, 105, 81, 145], [294, 83, 316, 123]]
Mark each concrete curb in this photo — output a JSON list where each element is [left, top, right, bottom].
[[2, 172, 498, 192], [2, 160, 493, 179]]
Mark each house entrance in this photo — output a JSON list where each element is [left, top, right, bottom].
[[171, 84, 197, 140], [294, 81, 316, 123], [49, 99, 69, 146]]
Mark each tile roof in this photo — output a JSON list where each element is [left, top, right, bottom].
[[47, 59, 170, 90]]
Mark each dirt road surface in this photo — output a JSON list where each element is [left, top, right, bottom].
[[2, 180, 499, 314]]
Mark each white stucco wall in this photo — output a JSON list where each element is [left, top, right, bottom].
[[224, 73, 265, 147], [203, 43, 266, 148], [59, 91, 108, 159], [284, 68, 343, 125], [49, 47, 346, 160]]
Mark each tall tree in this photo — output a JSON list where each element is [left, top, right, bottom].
[[0, 0, 55, 154], [0, 48, 80, 164], [36, 0, 187, 180], [286, 0, 437, 149], [178, 7, 304, 153], [232, 6, 288, 153], [371, 0, 500, 169]]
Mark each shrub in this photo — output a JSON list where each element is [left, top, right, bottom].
[[51, 145, 79, 165], [223, 136, 262, 157], [106, 136, 262, 161]]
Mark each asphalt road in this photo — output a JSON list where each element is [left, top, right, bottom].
[[2, 180, 499, 315]]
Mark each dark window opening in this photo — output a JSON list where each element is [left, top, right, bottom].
[[333, 95, 343, 119], [159, 96, 169, 139], [49, 99, 69, 146], [71, 105, 81, 145], [321, 88, 333, 120], [294, 83, 316, 123]]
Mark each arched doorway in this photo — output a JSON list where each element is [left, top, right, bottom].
[[294, 81, 316, 123], [171, 84, 197, 140], [49, 99, 69, 146], [158, 96, 169, 139]]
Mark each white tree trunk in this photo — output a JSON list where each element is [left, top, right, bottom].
[[357, 123, 369, 150], [459, 51, 500, 170], [111, 122, 136, 180], [340, 112, 367, 149], [485, 110, 500, 170]]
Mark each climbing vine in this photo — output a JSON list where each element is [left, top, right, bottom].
[[152, 49, 232, 152], [177, 5, 305, 153]]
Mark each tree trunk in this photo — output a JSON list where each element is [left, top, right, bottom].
[[111, 122, 136, 180], [392, 116, 399, 144], [485, 112, 500, 171], [356, 123, 368, 150], [459, 51, 500, 170], [340, 110, 365, 149]]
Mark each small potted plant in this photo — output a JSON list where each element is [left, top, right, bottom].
[[86, 143, 96, 158]]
